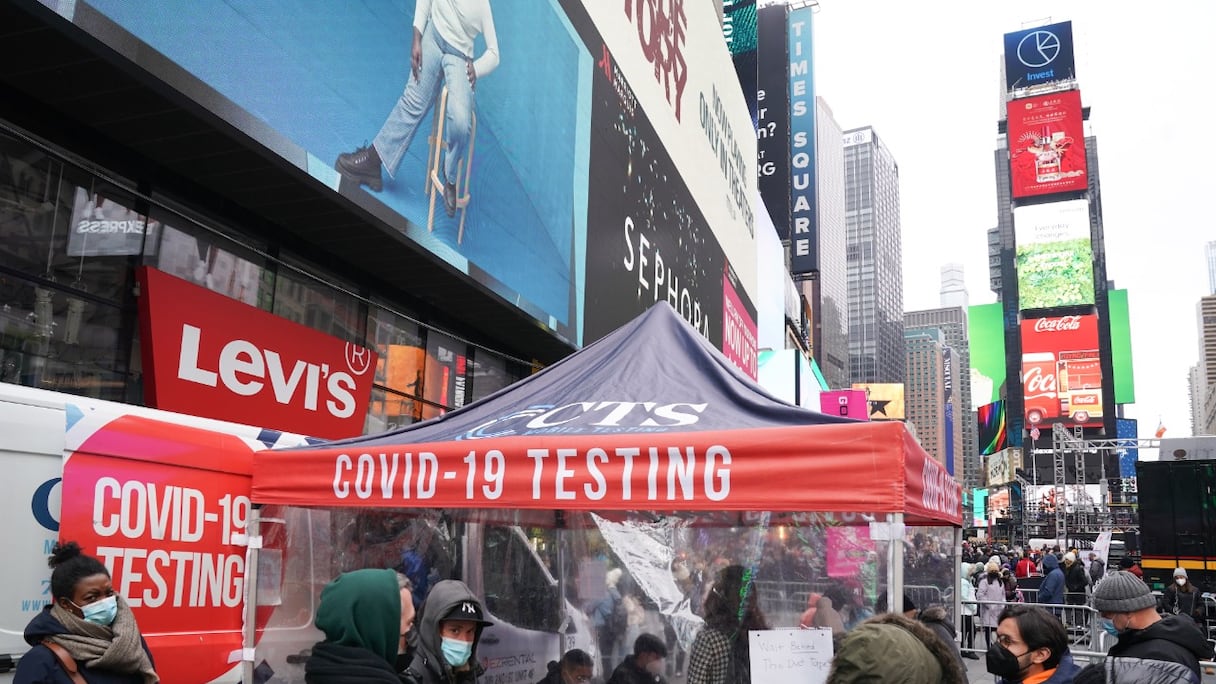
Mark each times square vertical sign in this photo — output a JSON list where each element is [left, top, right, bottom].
[[787, 4, 817, 275]]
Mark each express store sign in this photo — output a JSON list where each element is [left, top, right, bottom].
[[136, 267, 376, 439], [1020, 314, 1103, 427]]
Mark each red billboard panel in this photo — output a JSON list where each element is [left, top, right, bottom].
[[1008, 90, 1087, 198], [1020, 314, 1102, 427], [137, 267, 377, 438]]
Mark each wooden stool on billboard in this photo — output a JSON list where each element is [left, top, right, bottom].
[[425, 86, 477, 244]]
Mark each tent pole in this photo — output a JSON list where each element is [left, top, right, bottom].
[[889, 513, 904, 614], [954, 525, 963, 639], [240, 505, 262, 684]]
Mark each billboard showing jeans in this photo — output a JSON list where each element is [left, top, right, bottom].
[[49, 0, 756, 366]]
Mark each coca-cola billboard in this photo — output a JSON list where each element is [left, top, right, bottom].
[[1020, 314, 1103, 427], [136, 267, 377, 438]]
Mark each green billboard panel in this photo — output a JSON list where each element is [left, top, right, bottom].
[[968, 303, 1006, 408], [1108, 288, 1136, 404], [1014, 200, 1095, 310]]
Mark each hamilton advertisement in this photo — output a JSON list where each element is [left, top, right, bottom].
[[43, 0, 758, 374]]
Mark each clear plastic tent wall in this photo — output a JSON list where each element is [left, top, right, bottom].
[[251, 506, 959, 683]]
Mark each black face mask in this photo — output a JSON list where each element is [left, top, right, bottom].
[[396, 630, 419, 672], [986, 642, 1028, 680]]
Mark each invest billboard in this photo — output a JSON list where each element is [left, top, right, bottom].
[[1014, 200, 1095, 310], [47, 0, 757, 370], [1003, 21, 1075, 90], [1020, 314, 1103, 427], [1008, 90, 1087, 198]]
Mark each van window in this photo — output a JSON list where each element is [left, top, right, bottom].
[[481, 526, 561, 632]]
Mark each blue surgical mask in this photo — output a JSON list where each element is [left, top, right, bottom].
[[441, 637, 473, 667], [72, 595, 118, 626], [1100, 617, 1119, 637]]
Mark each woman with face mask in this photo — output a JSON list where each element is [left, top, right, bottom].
[[14, 541, 158, 684], [1161, 568, 1205, 626]]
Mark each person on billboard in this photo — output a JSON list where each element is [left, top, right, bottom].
[[400, 579, 493, 684], [304, 568, 419, 683], [14, 541, 159, 684], [335, 0, 500, 218]]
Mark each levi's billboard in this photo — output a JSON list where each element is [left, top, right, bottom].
[[136, 267, 376, 438], [1008, 90, 1088, 199], [1020, 314, 1103, 427]]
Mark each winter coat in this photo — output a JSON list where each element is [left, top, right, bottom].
[[997, 651, 1081, 684], [1162, 584, 1205, 622], [1088, 559, 1105, 584], [960, 575, 978, 617], [1038, 555, 1066, 606], [14, 607, 155, 684], [1085, 614, 1215, 682], [1064, 562, 1089, 594], [1015, 558, 1038, 578], [827, 613, 967, 684], [607, 655, 666, 684], [917, 607, 968, 683], [975, 573, 1006, 628], [403, 581, 489, 684], [305, 568, 405, 684]]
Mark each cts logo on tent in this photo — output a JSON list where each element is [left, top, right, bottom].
[[458, 401, 710, 439], [1017, 29, 1060, 68]]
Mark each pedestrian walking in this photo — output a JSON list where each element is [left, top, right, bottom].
[[977, 561, 1007, 648]]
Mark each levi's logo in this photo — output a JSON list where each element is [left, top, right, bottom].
[[177, 324, 358, 419]]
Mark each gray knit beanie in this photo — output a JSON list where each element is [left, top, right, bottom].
[[1090, 571, 1157, 612]]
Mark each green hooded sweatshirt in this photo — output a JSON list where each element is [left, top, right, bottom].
[[315, 568, 401, 665]]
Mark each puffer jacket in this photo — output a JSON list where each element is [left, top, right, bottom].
[[1077, 656, 1199, 684]]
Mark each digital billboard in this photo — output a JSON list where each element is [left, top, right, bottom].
[[1020, 314, 1104, 427], [1003, 21, 1076, 90], [1008, 90, 1088, 198], [943, 346, 955, 476], [988, 486, 1011, 525], [852, 383, 905, 421], [787, 4, 817, 275], [1116, 417, 1139, 477], [972, 488, 989, 528], [757, 4, 790, 237], [1014, 200, 1095, 310], [820, 389, 869, 420], [978, 400, 1008, 456], [49, 0, 758, 369], [968, 303, 1007, 407], [1108, 288, 1136, 404], [986, 448, 1023, 487]]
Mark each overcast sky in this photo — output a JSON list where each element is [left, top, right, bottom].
[[811, 0, 1216, 440]]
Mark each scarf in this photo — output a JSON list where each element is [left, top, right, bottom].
[[49, 595, 159, 684]]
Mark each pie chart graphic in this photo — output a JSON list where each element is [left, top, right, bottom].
[[1017, 30, 1060, 68]]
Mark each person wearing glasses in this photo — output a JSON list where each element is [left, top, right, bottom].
[[535, 649, 593, 684], [986, 604, 1079, 684]]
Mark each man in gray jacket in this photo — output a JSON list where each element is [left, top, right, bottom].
[[1074, 571, 1213, 683]]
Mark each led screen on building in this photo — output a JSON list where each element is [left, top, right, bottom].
[[978, 400, 1008, 456], [1020, 314, 1103, 427], [968, 303, 1007, 407], [852, 382, 905, 421], [45, 0, 758, 373], [757, 4, 789, 237], [986, 448, 1022, 487], [972, 488, 988, 528], [1108, 288, 1136, 404], [1014, 200, 1095, 310], [1008, 90, 1088, 198], [1003, 21, 1076, 91]]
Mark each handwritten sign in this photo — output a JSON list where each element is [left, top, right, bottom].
[[749, 628, 833, 684]]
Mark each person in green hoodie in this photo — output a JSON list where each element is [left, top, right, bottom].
[[401, 579, 493, 684], [305, 568, 414, 684]]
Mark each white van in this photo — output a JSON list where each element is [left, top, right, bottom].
[[0, 383, 593, 683]]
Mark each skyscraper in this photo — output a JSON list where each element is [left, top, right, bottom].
[[1207, 241, 1216, 295], [814, 97, 849, 388], [905, 328, 948, 468], [906, 307, 975, 487], [844, 126, 903, 384], [940, 263, 969, 310]]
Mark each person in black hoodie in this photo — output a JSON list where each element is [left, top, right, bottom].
[[305, 568, 415, 684], [15, 541, 158, 684], [401, 579, 493, 684], [1074, 571, 1214, 683]]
